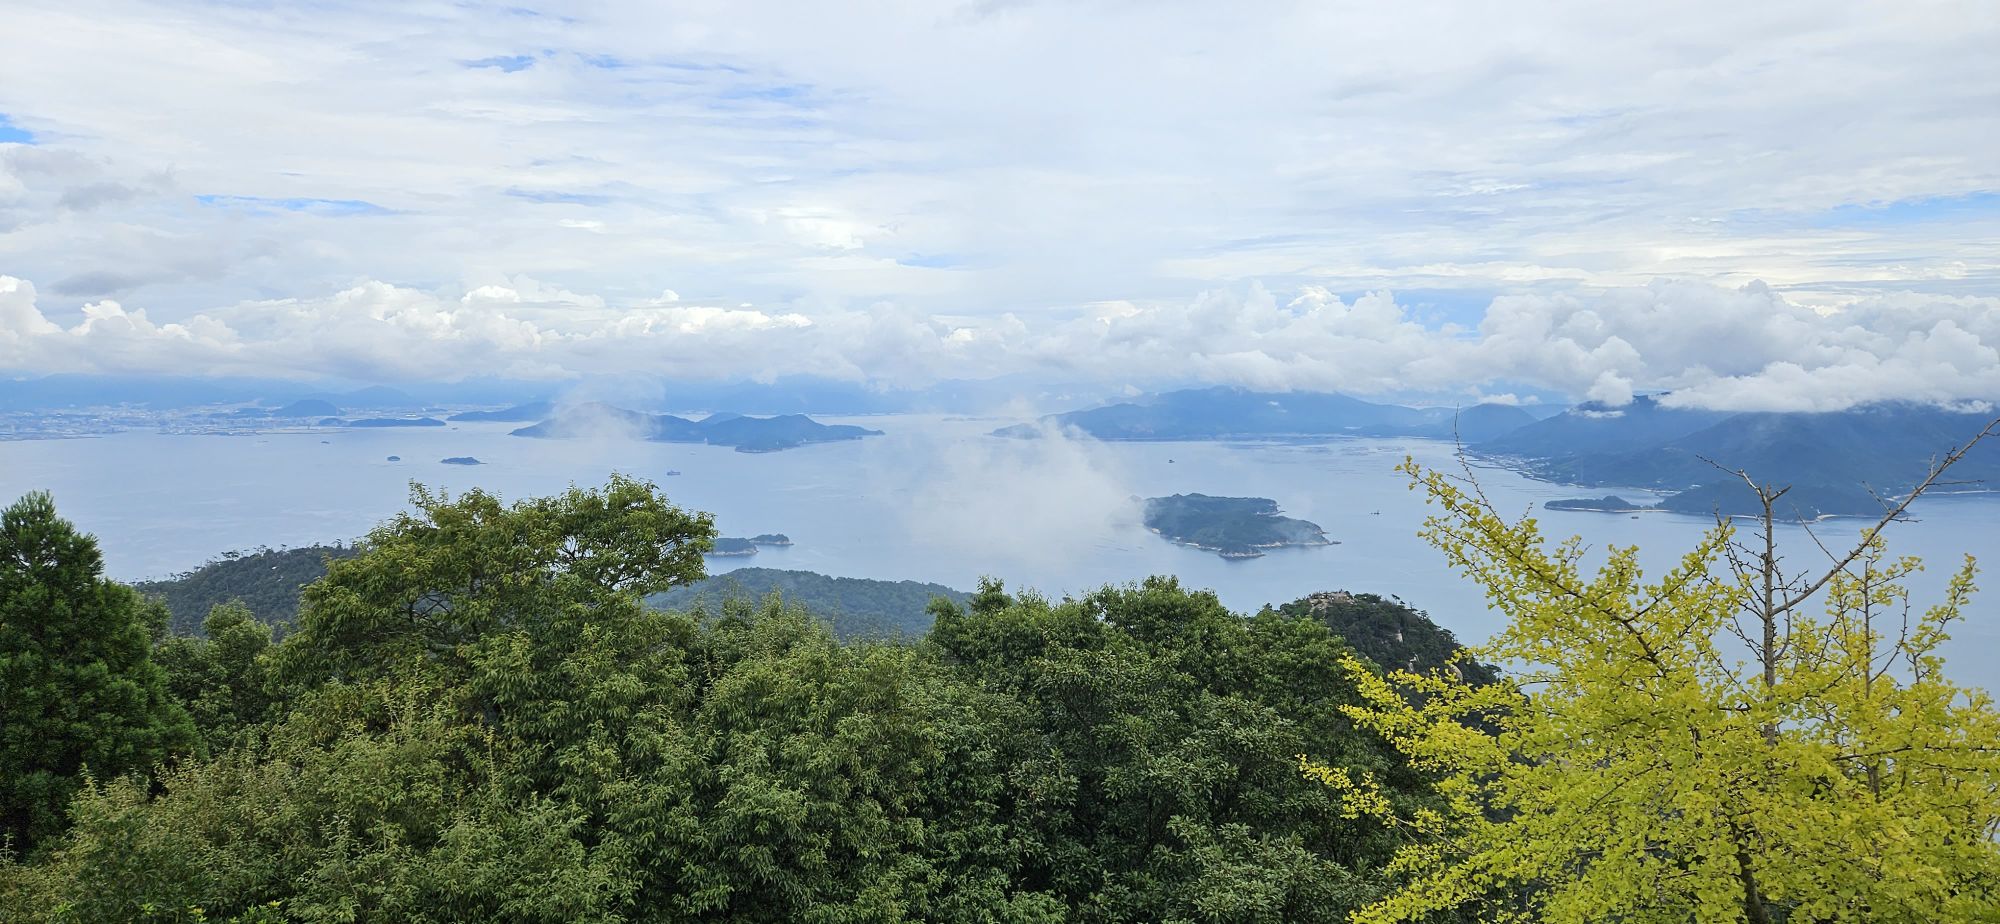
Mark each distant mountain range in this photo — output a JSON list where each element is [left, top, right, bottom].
[[510, 403, 883, 452], [448, 401, 554, 422], [1491, 396, 2000, 518], [994, 387, 1538, 442], [1001, 387, 1999, 519]]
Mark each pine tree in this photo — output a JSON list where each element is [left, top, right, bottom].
[[0, 492, 195, 853]]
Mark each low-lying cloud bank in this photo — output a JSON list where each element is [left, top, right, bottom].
[[2, 273, 1996, 413]]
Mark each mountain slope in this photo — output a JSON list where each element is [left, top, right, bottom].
[[133, 545, 358, 636], [1499, 398, 2000, 516]]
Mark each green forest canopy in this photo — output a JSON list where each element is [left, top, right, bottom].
[[2, 470, 1993, 923]]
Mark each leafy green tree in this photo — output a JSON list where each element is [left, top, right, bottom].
[[1304, 449, 2000, 923], [0, 492, 195, 853], [153, 603, 276, 753], [929, 576, 1446, 923], [277, 474, 713, 686], [5, 669, 625, 924], [2, 476, 1479, 923]]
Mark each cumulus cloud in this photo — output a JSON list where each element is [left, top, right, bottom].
[[3, 273, 1997, 412]]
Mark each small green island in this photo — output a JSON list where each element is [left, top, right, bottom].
[[707, 534, 795, 557], [440, 456, 483, 466], [1141, 494, 1333, 559], [1544, 495, 1656, 513]]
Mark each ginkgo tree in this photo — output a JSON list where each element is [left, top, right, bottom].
[[1304, 421, 2000, 924]]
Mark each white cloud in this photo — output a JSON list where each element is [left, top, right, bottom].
[[0, 1, 1994, 317], [4, 273, 1999, 412], [0, 2, 1995, 404]]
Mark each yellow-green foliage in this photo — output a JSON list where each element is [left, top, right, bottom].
[[1303, 459, 2000, 924]]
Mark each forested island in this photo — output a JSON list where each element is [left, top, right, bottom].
[[511, 402, 882, 451], [705, 534, 794, 556], [1544, 495, 1657, 513], [1142, 493, 1333, 558]]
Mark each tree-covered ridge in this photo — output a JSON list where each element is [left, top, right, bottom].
[[133, 545, 357, 637], [1265, 591, 1500, 686], [649, 566, 969, 639], [1142, 493, 1332, 558]]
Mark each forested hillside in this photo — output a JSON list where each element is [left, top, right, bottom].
[[133, 545, 356, 636], [1265, 591, 1500, 686]]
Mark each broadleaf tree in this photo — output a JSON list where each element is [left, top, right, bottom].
[[1303, 425, 2000, 923]]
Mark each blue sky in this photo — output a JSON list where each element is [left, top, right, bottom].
[[0, 114, 34, 144], [0, 0, 1996, 409]]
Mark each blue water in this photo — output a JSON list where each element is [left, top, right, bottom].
[[4, 414, 1997, 687]]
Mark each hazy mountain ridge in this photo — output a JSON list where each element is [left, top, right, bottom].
[[1496, 398, 2000, 516], [510, 403, 883, 452], [997, 386, 1538, 442]]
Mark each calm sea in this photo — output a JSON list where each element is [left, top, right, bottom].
[[5, 414, 1997, 687]]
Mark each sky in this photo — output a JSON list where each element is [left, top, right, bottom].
[[1, 0, 1997, 409]]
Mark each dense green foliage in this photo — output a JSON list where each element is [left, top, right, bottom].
[[1304, 458, 2000, 923], [133, 545, 357, 636], [0, 493, 196, 853], [152, 603, 277, 755], [0, 482, 1454, 923], [650, 567, 970, 639], [1264, 592, 1499, 686], [1142, 494, 1330, 558], [928, 578, 1444, 921]]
